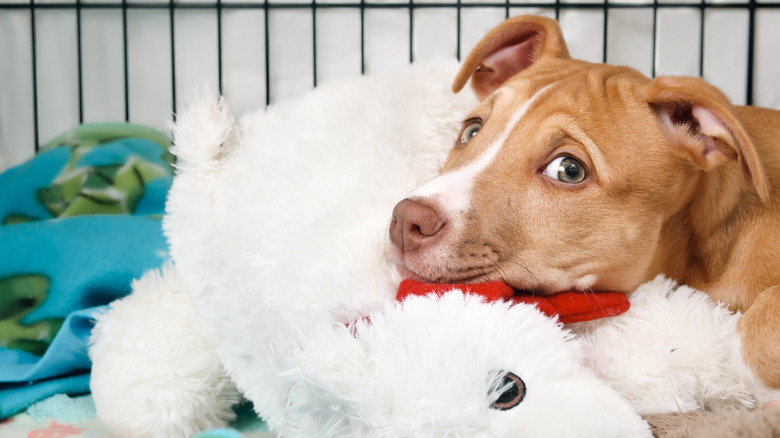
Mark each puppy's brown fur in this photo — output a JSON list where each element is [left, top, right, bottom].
[[389, 15, 780, 394]]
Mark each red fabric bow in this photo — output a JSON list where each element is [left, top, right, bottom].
[[397, 279, 629, 324]]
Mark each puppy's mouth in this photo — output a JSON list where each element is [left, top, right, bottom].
[[392, 258, 501, 287], [391, 257, 605, 296], [393, 263, 567, 301]]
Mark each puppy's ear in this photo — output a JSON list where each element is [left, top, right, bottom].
[[645, 76, 770, 203], [452, 15, 570, 100]]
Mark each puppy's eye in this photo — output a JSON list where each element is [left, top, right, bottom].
[[543, 156, 586, 184], [460, 120, 482, 145], [488, 370, 526, 411]]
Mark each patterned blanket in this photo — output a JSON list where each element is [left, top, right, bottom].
[[0, 123, 173, 418]]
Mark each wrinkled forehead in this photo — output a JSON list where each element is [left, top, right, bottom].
[[476, 66, 651, 148], [491, 69, 632, 117], [441, 64, 657, 185], [493, 77, 607, 150]]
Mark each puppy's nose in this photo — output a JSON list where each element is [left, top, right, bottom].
[[390, 198, 445, 253]]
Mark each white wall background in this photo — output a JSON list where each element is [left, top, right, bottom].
[[1, 0, 779, 171]]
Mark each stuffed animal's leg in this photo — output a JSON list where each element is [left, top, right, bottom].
[[89, 262, 240, 438], [732, 285, 780, 404]]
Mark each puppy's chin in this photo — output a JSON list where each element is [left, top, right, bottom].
[[392, 263, 429, 283]]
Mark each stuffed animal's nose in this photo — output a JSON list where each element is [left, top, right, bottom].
[[389, 198, 446, 253]]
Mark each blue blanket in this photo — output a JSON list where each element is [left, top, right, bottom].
[[0, 123, 173, 418]]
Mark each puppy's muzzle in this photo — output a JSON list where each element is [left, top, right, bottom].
[[389, 199, 446, 254]]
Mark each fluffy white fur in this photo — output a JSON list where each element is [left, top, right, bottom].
[[90, 61, 757, 437], [91, 61, 479, 436], [90, 262, 239, 437], [268, 278, 755, 437], [278, 291, 651, 437], [572, 276, 755, 415], [163, 60, 480, 433]]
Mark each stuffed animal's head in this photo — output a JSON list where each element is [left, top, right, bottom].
[[276, 290, 651, 438]]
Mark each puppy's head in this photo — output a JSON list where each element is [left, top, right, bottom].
[[388, 15, 770, 293]]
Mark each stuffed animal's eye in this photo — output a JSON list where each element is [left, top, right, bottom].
[[460, 120, 482, 145], [488, 370, 526, 411], [543, 156, 586, 184]]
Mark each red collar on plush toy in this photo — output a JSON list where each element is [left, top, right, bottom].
[[397, 279, 630, 323]]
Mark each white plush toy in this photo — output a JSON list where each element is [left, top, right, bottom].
[[89, 61, 756, 438], [90, 60, 481, 437], [277, 287, 651, 438], [268, 276, 755, 437]]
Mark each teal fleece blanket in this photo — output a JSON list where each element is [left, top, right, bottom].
[[0, 123, 173, 418]]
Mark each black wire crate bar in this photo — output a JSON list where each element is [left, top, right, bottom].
[[1, 0, 778, 165]]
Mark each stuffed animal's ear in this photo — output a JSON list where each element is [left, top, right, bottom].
[[644, 76, 770, 203], [452, 15, 571, 101]]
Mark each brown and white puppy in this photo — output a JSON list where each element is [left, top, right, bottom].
[[387, 15, 780, 403]]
